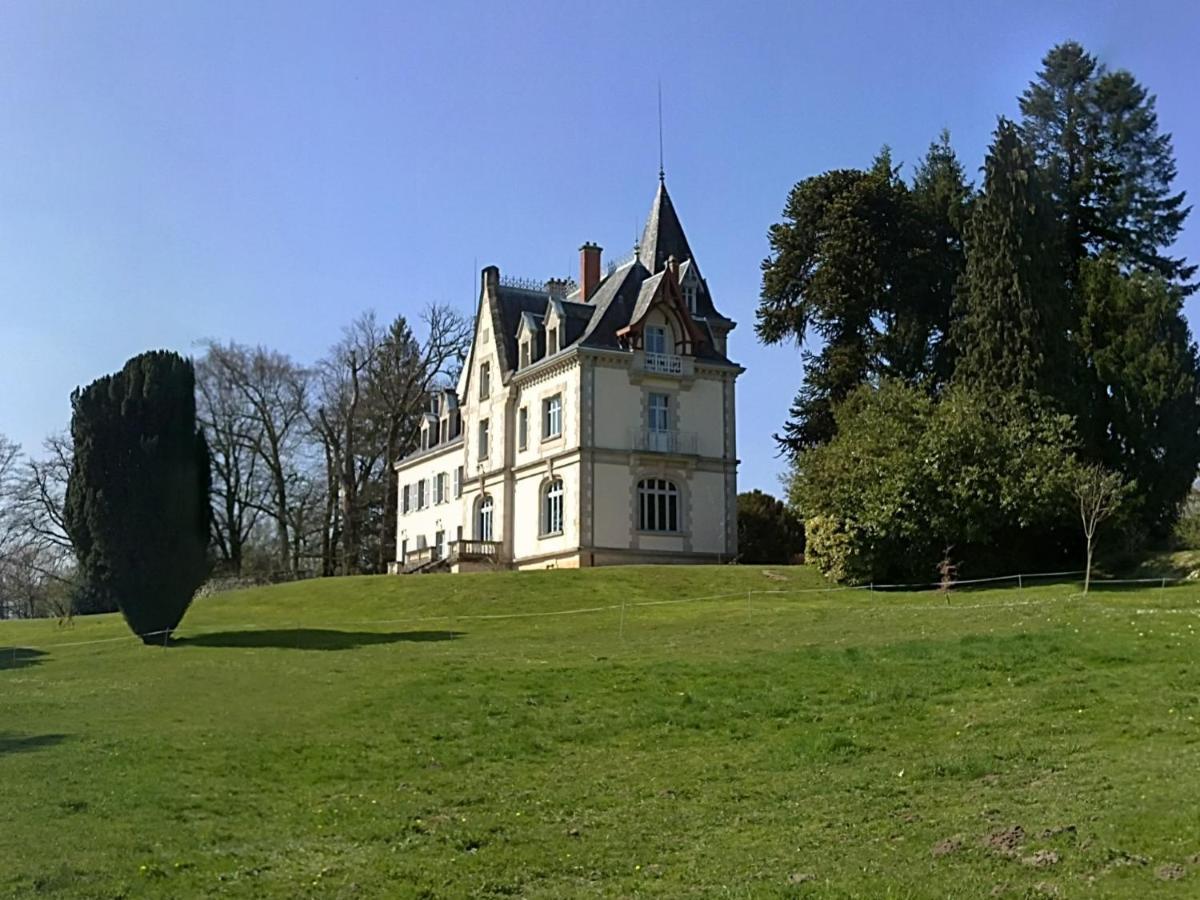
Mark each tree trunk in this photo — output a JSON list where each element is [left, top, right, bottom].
[[339, 359, 361, 575], [379, 418, 402, 573], [1084, 537, 1094, 595], [320, 439, 337, 577]]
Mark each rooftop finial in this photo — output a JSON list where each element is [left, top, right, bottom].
[[657, 79, 665, 183]]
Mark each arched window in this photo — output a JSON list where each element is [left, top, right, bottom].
[[637, 479, 679, 532], [541, 478, 564, 536], [476, 495, 494, 541]]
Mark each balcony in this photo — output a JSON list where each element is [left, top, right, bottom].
[[629, 428, 698, 455], [402, 544, 442, 572], [402, 539, 505, 573], [632, 351, 694, 382], [449, 539, 503, 564]]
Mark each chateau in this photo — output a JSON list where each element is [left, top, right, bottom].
[[392, 177, 743, 572]]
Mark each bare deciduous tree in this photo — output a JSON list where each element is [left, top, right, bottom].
[[1074, 463, 1128, 595], [200, 342, 311, 575], [196, 354, 268, 574], [0, 434, 76, 619]]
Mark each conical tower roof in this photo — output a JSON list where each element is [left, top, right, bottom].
[[637, 179, 695, 274]]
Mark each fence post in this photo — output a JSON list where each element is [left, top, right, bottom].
[[1018, 573, 1023, 594]]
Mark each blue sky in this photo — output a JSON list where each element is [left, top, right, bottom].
[[1, 0, 1198, 492]]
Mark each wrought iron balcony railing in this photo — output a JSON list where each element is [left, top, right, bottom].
[[629, 428, 698, 455]]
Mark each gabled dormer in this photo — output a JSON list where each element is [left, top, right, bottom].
[[516, 311, 543, 370], [434, 388, 461, 443], [617, 256, 707, 357], [544, 299, 567, 357]]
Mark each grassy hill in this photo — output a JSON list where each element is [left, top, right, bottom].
[[2, 565, 1199, 898]]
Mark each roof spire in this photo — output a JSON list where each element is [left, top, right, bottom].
[[657, 79, 665, 183]]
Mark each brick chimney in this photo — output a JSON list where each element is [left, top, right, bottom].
[[580, 242, 602, 302]]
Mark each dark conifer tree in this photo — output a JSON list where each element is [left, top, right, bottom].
[[758, 151, 916, 454], [954, 119, 1071, 402], [908, 130, 972, 385], [1077, 257, 1200, 537], [65, 351, 211, 642], [1020, 41, 1193, 288]]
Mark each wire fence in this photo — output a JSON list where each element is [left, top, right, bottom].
[[2, 567, 1197, 666]]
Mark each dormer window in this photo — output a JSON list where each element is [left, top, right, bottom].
[[548, 328, 559, 355], [520, 340, 530, 368]]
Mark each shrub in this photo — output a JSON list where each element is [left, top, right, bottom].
[[804, 515, 871, 584], [737, 490, 804, 564], [791, 381, 1079, 582]]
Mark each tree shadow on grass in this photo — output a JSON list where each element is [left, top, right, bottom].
[[0, 732, 68, 756], [0, 648, 48, 672], [174, 629, 465, 651]]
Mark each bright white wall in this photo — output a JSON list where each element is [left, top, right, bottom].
[[395, 444, 466, 560], [511, 457, 581, 561], [677, 376, 727, 459]]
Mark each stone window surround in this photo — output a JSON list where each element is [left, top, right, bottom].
[[539, 475, 565, 538], [628, 464, 692, 552], [542, 392, 563, 442], [635, 477, 682, 533]]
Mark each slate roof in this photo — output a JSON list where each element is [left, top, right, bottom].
[[487, 179, 737, 375], [638, 179, 694, 275]]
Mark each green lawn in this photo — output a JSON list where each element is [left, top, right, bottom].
[[2, 565, 1199, 898]]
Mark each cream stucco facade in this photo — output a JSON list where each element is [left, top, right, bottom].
[[392, 179, 743, 573]]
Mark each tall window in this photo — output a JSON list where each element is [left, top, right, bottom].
[[479, 361, 491, 400], [637, 478, 679, 532], [435, 472, 446, 504], [648, 393, 670, 432], [543, 394, 562, 439], [417, 478, 427, 509], [647, 393, 670, 452], [478, 418, 490, 460], [402, 484, 411, 514], [548, 327, 559, 354], [684, 284, 697, 314], [518, 406, 529, 450], [520, 340, 530, 368], [477, 495, 494, 541], [645, 325, 668, 355], [454, 465, 464, 498], [542, 478, 564, 535]]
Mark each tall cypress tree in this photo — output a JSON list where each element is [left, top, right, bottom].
[[954, 119, 1071, 402], [65, 351, 211, 641]]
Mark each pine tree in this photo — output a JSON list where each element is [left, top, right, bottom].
[[908, 130, 972, 384], [1020, 41, 1193, 288], [954, 119, 1070, 402], [65, 351, 211, 642]]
